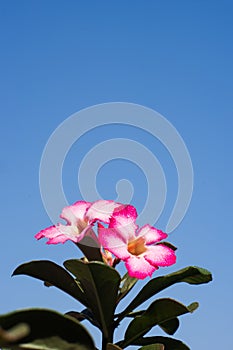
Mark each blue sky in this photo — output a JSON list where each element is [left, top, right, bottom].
[[0, 1, 233, 349]]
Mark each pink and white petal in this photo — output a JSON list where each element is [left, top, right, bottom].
[[46, 235, 70, 244], [57, 223, 92, 243], [105, 245, 131, 260], [111, 204, 138, 223], [86, 200, 121, 224], [137, 225, 167, 244], [98, 226, 131, 260], [56, 224, 77, 236], [60, 201, 91, 225], [111, 218, 138, 242], [35, 225, 60, 240], [144, 245, 176, 267], [35, 225, 74, 244], [125, 256, 157, 279], [109, 205, 138, 241]]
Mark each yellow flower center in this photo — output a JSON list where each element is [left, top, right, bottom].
[[127, 236, 147, 256]]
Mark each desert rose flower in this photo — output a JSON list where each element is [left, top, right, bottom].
[[35, 200, 124, 244], [98, 206, 176, 279], [86, 199, 126, 224]]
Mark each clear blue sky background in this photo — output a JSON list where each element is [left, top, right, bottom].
[[1, 1, 232, 349]]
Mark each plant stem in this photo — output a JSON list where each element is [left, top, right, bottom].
[[101, 328, 113, 350], [102, 336, 108, 350]]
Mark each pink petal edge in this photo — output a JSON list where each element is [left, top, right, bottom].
[[35, 225, 59, 240], [110, 204, 137, 225], [144, 244, 176, 267], [137, 224, 167, 244], [125, 256, 157, 279]]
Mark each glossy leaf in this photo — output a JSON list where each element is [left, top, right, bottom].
[[121, 311, 179, 336], [123, 310, 144, 318], [159, 318, 180, 335], [0, 308, 95, 350], [121, 298, 198, 347], [66, 309, 99, 327], [138, 345, 164, 350], [157, 242, 177, 251], [132, 336, 190, 350], [64, 259, 121, 339], [12, 260, 88, 307], [117, 273, 138, 303], [120, 266, 211, 316]]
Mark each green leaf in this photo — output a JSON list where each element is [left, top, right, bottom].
[[12, 260, 88, 307], [138, 345, 164, 350], [121, 312, 179, 336], [157, 242, 177, 251], [0, 308, 95, 350], [124, 310, 145, 318], [121, 298, 198, 348], [76, 234, 103, 262], [132, 336, 190, 350], [66, 309, 100, 328], [117, 273, 138, 303], [64, 259, 121, 339], [159, 318, 179, 335], [120, 266, 212, 317]]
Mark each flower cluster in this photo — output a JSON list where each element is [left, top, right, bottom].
[[35, 200, 176, 279]]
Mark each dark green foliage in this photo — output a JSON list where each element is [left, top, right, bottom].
[[119, 266, 212, 318], [119, 299, 198, 348], [11, 260, 212, 350], [64, 259, 121, 341], [0, 308, 95, 349], [13, 260, 88, 306]]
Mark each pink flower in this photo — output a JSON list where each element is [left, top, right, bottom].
[[86, 200, 125, 224], [35, 200, 123, 245], [98, 206, 176, 279]]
